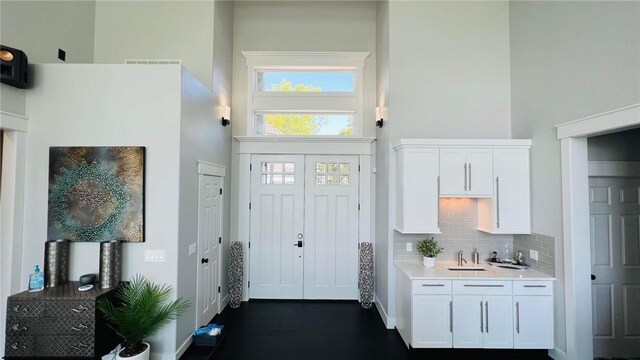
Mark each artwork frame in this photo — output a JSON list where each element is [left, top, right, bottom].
[[47, 146, 146, 243]]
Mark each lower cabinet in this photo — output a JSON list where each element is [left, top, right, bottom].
[[452, 295, 513, 348], [396, 275, 554, 350], [413, 295, 452, 348]]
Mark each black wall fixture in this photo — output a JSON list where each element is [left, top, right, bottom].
[[1, 45, 28, 89]]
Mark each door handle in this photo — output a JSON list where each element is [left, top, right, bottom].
[[468, 163, 472, 191], [480, 301, 484, 333], [496, 177, 500, 228], [485, 301, 489, 333], [201, 258, 209, 264], [294, 241, 303, 248], [591, 274, 596, 280], [464, 163, 468, 191]]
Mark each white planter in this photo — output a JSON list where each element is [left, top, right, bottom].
[[423, 256, 436, 268], [117, 343, 150, 360]]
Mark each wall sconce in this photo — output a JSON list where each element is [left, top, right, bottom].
[[221, 106, 231, 127], [375, 107, 383, 128]]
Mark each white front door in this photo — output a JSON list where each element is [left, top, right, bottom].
[[196, 175, 222, 326], [249, 155, 305, 299], [303, 155, 359, 299], [590, 176, 640, 357]]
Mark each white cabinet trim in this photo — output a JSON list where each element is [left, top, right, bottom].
[[393, 139, 532, 150]]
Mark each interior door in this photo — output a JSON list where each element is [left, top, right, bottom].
[[196, 175, 222, 326], [590, 176, 640, 357], [303, 155, 359, 299], [250, 155, 305, 299]]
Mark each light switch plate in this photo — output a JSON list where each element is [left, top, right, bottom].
[[144, 250, 166, 262], [530, 249, 539, 261], [406, 242, 412, 252], [189, 243, 197, 256]]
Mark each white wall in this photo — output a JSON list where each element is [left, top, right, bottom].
[[388, 1, 512, 141], [23, 64, 184, 359], [175, 0, 234, 350], [93, 1, 215, 91], [374, 0, 391, 324], [509, 1, 640, 356], [588, 128, 640, 161]]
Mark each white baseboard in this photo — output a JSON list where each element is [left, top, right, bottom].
[[175, 336, 192, 359], [375, 295, 394, 329], [221, 293, 229, 311], [549, 347, 566, 360]]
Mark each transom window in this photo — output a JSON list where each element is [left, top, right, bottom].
[[243, 51, 369, 137]]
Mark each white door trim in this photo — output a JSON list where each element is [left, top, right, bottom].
[[557, 103, 640, 360], [197, 161, 227, 177]]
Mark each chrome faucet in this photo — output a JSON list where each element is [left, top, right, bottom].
[[457, 250, 467, 266]]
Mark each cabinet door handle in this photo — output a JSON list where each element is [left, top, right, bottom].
[[523, 285, 546, 288], [469, 163, 472, 191], [464, 163, 468, 191], [449, 301, 453, 333], [515, 301, 520, 334], [421, 284, 445, 287], [464, 284, 504, 288], [437, 176, 441, 228], [485, 301, 489, 333], [496, 177, 500, 228], [480, 301, 484, 333]]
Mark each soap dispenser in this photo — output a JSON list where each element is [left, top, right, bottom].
[[28, 265, 45, 292]]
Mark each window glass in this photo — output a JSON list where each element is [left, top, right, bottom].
[[255, 113, 354, 136], [256, 71, 355, 92]]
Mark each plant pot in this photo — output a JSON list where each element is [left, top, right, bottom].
[[423, 256, 436, 268], [117, 342, 150, 360]]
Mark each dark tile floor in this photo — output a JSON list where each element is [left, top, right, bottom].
[[180, 300, 551, 360]]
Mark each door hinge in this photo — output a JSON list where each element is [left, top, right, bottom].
[[218, 286, 221, 293], [219, 237, 222, 244], [358, 203, 361, 211], [250, 164, 252, 171], [219, 188, 222, 195], [358, 165, 361, 172], [249, 202, 252, 210], [248, 281, 250, 288], [249, 242, 251, 249]]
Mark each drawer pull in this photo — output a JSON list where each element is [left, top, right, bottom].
[[71, 324, 88, 331], [71, 342, 88, 350], [421, 284, 445, 287], [523, 285, 546, 288], [11, 323, 27, 332], [11, 305, 20, 311], [463, 284, 504, 288], [71, 305, 89, 313], [9, 343, 27, 350]]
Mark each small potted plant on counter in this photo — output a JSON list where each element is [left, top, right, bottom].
[[97, 275, 189, 360], [417, 237, 443, 268]]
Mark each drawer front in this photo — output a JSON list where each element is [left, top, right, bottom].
[[412, 280, 452, 295], [513, 281, 553, 296], [46, 300, 95, 318], [452, 280, 512, 295], [36, 335, 95, 357], [6, 299, 45, 318], [6, 318, 40, 336], [5, 335, 36, 357]]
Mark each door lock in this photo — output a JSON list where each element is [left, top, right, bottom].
[[201, 258, 209, 264], [294, 241, 303, 248]]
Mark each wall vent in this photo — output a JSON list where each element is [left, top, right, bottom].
[[125, 59, 182, 65]]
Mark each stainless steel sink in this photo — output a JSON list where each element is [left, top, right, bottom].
[[447, 266, 486, 271]]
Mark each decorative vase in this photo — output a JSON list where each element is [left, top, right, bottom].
[[99, 240, 122, 289], [229, 241, 244, 308], [44, 239, 69, 287], [117, 342, 150, 360], [423, 256, 436, 268], [358, 242, 374, 309]]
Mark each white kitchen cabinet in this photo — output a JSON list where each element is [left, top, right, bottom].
[[452, 281, 514, 349], [440, 148, 492, 197], [413, 295, 453, 348], [513, 281, 554, 349], [395, 147, 440, 234], [478, 148, 531, 234]]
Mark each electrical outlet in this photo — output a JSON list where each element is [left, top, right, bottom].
[[188, 243, 197, 256], [144, 249, 166, 262], [406, 242, 413, 252], [530, 249, 539, 261]]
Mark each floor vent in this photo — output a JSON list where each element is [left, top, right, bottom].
[[125, 59, 182, 65]]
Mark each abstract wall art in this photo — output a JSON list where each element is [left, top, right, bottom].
[[48, 147, 145, 242]]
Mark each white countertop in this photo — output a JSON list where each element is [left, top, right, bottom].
[[395, 260, 555, 281]]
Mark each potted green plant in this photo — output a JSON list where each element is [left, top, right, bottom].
[[417, 237, 443, 268], [97, 275, 189, 360]]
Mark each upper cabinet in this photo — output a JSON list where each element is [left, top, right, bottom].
[[440, 148, 493, 197], [394, 139, 531, 235]]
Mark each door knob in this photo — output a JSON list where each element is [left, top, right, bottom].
[[294, 241, 303, 248], [201, 258, 209, 264], [591, 274, 596, 280]]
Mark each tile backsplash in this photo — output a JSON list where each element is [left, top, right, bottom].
[[394, 198, 513, 263], [513, 233, 555, 277]]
